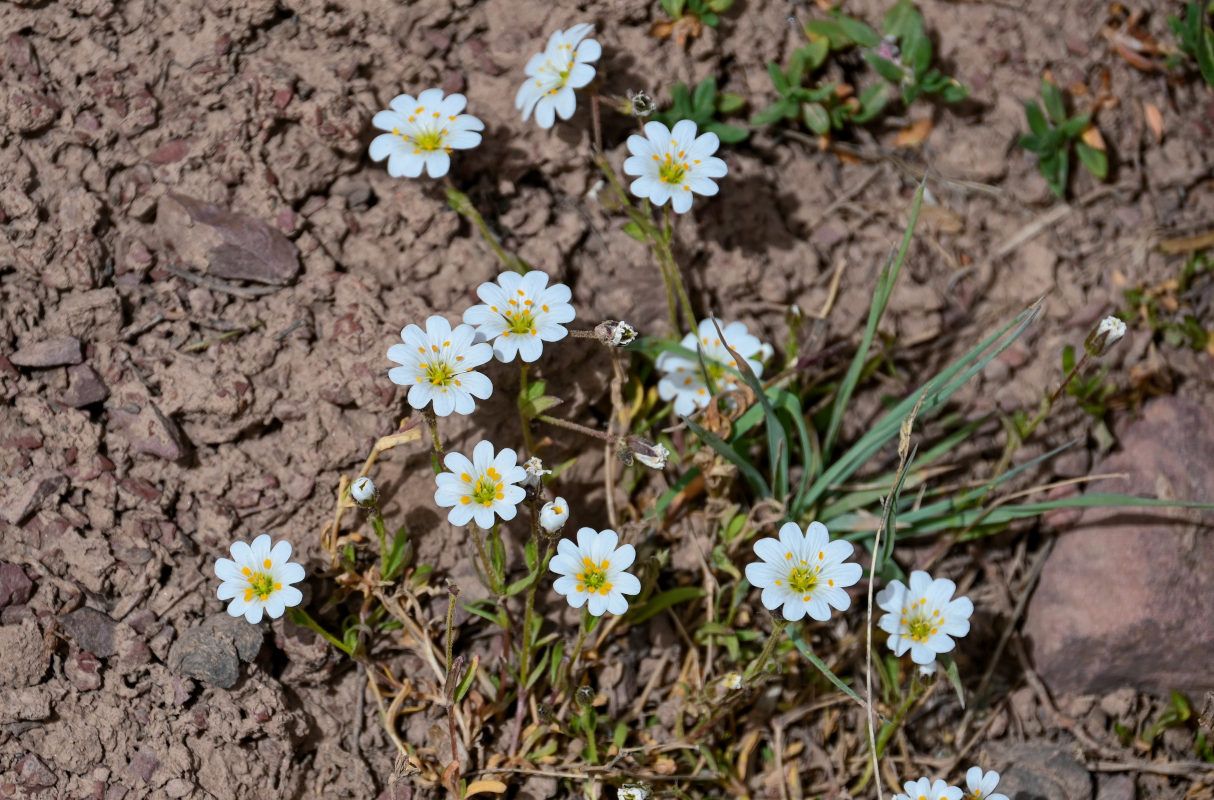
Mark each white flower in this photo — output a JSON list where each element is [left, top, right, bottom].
[[656, 318, 766, 417], [515, 23, 601, 129], [623, 120, 728, 213], [744, 521, 862, 622], [617, 785, 649, 800], [964, 767, 1009, 800], [522, 456, 550, 490], [462, 270, 575, 363], [387, 316, 494, 417], [550, 528, 641, 616], [1085, 315, 1127, 357], [350, 476, 377, 506], [539, 496, 569, 533], [721, 672, 742, 690], [877, 570, 974, 666], [894, 778, 963, 800], [214, 534, 305, 624], [369, 89, 484, 179], [434, 441, 528, 529]]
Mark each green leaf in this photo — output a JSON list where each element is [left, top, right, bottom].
[[883, 0, 923, 39], [837, 15, 881, 48], [750, 99, 795, 126], [941, 654, 966, 708], [716, 91, 745, 113], [683, 414, 771, 498], [1040, 79, 1066, 124], [700, 10, 719, 26], [670, 81, 693, 114], [766, 61, 789, 94], [801, 37, 830, 72], [804, 20, 849, 49], [622, 221, 646, 242], [1076, 141, 1108, 179], [802, 102, 831, 134], [866, 52, 908, 83], [788, 47, 809, 87], [627, 586, 707, 624], [941, 80, 969, 103], [455, 655, 479, 702], [692, 76, 717, 111], [787, 625, 866, 707], [661, 0, 685, 18], [706, 122, 750, 143], [706, 0, 734, 11], [852, 83, 890, 124], [383, 527, 411, 581], [1057, 113, 1091, 139], [1024, 100, 1049, 137], [904, 27, 932, 75]]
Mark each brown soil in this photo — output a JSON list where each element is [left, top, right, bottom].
[[2, 0, 1212, 797]]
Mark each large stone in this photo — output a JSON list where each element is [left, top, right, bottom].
[[156, 193, 300, 285], [0, 561, 34, 606], [61, 363, 108, 407], [989, 742, 1092, 800], [60, 606, 118, 658], [109, 402, 189, 461], [1025, 396, 1214, 694], [9, 336, 82, 368], [0, 472, 67, 525], [168, 623, 242, 688]]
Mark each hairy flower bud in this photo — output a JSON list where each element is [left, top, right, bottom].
[[621, 436, 669, 470], [1084, 315, 1127, 357], [595, 319, 638, 347], [351, 476, 378, 507], [627, 90, 654, 118]]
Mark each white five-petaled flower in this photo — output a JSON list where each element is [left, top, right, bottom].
[[434, 441, 528, 529], [214, 534, 305, 624], [369, 89, 484, 179], [964, 767, 1008, 800], [894, 778, 963, 800], [623, 120, 728, 213], [745, 521, 863, 622], [550, 528, 641, 616], [516, 23, 601, 129], [877, 570, 974, 666], [387, 316, 493, 417], [656, 318, 766, 417], [463, 270, 576, 363], [540, 496, 569, 533]]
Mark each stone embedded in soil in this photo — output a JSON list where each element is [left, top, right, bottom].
[[0, 562, 34, 607], [109, 402, 189, 461], [990, 742, 1092, 800], [156, 193, 300, 285], [0, 472, 67, 525], [9, 336, 83, 368], [17, 753, 56, 790], [168, 623, 242, 688], [0, 620, 48, 687], [200, 612, 264, 662], [1025, 396, 1214, 694], [59, 606, 118, 658], [61, 363, 109, 407]]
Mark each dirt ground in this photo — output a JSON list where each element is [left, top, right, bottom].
[[2, 0, 1213, 797]]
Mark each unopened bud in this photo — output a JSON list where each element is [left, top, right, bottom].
[[622, 436, 669, 470], [350, 476, 378, 507], [595, 319, 638, 347], [539, 497, 569, 533], [627, 90, 654, 118], [1084, 315, 1127, 357], [522, 456, 550, 491], [575, 685, 595, 706]]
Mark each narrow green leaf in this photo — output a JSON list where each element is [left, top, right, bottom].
[[866, 52, 907, 83], [693, 76, 717, 111], [883, 0, 923, 39], [707, 122, 750, 143], [683, 414, 771, 498], [716, 91, 746, 113], [1076, 141, 1108, 179], [767, 61, 789, 94], [1041, 79, 1066, 124], [852, 83, 890, 124], [838, 16, 881, 47], [454, 655, 479, 702], [788, 625, 866, 707], [802, 102, 831, 134], [1024, 100, 1049, 138]]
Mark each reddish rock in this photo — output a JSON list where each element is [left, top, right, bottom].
[[0, 562, 34, 606], [0, 472, 67, 525], [148, 138, 190, 164], [60, 607, 118, 658], [1025, 396, 1214, 693], [61, 363, 109, 407], [109, 402, 188, 461], [17, 754, 55, 790], [155, 193, 300, 285], [9, 337, 83, 368]]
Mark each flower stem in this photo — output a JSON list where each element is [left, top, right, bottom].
[[423, 409, 444, 475], [743, 617, 787, 682], [444, 184, 526, 274], [519, 514, 551, 694], [287, 607, 354, 657], [467, 523, 501, 595], [517, 362, 537, 457], [536, 413, 616, 444]]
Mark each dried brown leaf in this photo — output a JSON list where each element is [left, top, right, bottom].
[[1143, 101, 1164, 144], [894, 117, 933, 148]]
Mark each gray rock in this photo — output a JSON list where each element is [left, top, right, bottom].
[[10, 336, 83, 368], [61, 363, 108, 407], [168, 623, 241, 688], [59, 606, 118, 658], [157, 193, 300, 285], [200, 612, 263, 662], [1095, 774, 1135, 800], [1025, 396, 1214, 694], [109, 402, 189, 461], [0, 561, 34, 606], [990, 742, 1092, 800], [0, 472, 67, 525]]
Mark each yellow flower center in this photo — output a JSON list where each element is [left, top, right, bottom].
[[243, 571, 280, 602], [788, 566, 818, 594], [900, 601, 941, 643], [658, 154, 687, 184], [505, 309, 537, 335], [470, 468, 504, 506], [424, 362, 455, 386], [575, 557, 612, 595], [414, 129, 445, 152]]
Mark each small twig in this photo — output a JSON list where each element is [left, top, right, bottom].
[[162, 263, 280, 298]]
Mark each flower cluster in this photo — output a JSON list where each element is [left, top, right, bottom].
[[893, 769, 1007, 800]]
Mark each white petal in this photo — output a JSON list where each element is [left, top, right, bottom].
[[388, 151, 424, 178], [534, 97, 556, 129], [423, 152, 451, 179], [369, 133, 401, 162], [671, 189, 694, 214], [566, 63, 595, 89], [587, 593, 609, 616]]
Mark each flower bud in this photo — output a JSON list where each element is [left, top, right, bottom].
[[721, 672, 743, 690], [595, 319, 638, 347], [539, 497, 569, 533], [618, 785, 650, 800], [622, 436, 669, 470], [350, 476, 378, 507], [1084, 315, 1127, 357], [521, 456, 550, 491], [627, 90, 654, 118]]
